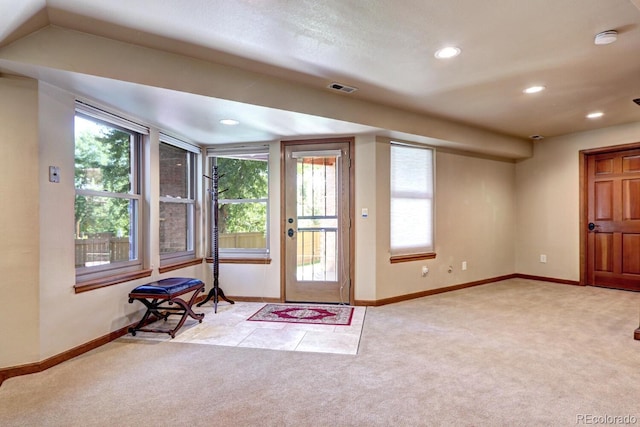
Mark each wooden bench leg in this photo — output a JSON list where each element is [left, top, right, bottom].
[[128, 285, 205, 338], [165, 286, 205, 338], [128, 298, 169, 336]]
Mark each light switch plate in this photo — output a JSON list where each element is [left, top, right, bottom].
[[49, 166, 60, 183]]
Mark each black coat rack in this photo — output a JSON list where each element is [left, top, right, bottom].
[[197, 166, 234, 313]]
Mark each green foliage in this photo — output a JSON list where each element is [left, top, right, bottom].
[[74, 117, 133, 238], [219, 202, 266, 234], [217, 157, 268, 235]]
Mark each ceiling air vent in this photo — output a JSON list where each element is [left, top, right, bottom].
[[327, 82, 358, 94]]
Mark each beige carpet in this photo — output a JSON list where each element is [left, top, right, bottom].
[[1, 279, 639, 426]]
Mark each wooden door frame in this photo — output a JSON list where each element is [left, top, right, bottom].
[[280, 137, 355, 304], [579, 141, 640, 286]]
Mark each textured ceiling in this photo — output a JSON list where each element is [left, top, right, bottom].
[[1, 0, 640, 154]]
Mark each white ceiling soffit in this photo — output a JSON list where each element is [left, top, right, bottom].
[[0, 59, 382, 144], [1, 0, 639, 155], [0, 0, 46, 46], [0, 26, 530, 158]]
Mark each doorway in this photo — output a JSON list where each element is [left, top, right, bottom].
[[582, 144, 640, 291], [281, 138, 353, 303]]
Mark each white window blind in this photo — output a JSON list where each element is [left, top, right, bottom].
[[160, 133, 202, 154], [75, 100, 149, 135], [390, 143, 434, 256]]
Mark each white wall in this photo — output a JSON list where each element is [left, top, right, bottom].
[[0, 76, 40, 367], [515, 122, 640, 281], [433, 149, 516, 285], [373, 139, 517, 301], [193, 134, 519, 304], [354, 135, 378, 301], [24, 80, 209, 364], [1, 75, 536, 369], [38, 82, 77, 357]]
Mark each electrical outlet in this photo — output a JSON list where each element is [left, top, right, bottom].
[[421, 266, 429, 277], [462, 261, 467, 271], [540, 254, 547, 263]]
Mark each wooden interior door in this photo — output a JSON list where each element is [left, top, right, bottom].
[[282, 139, 352, 304], [586, 148, 640, 291]]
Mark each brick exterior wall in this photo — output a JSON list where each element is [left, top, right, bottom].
[[159, 143, 191, 253]]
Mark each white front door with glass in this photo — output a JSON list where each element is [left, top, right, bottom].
[[283, 140, 351, 304]]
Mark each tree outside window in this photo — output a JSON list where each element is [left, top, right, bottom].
[[212, 151, 269, 256], [74, 114, 141, 270]]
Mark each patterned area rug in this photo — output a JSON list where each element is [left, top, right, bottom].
[[248, 304, 354, 326]]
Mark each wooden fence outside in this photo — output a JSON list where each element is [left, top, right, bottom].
[[75, 237, 130, 267], [217, 232, 321, 263], [75, 232, 321, 266], [218, 232, 266, 249]]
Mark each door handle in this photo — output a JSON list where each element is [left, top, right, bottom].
[[588, 222, 598, 231], [287, 228, 295, 238]]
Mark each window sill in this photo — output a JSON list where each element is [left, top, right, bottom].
[[206, 257, 272, 265], [390, 252, 437, 264], [74, 269, 153, 293], [159, 258, 203, 274]]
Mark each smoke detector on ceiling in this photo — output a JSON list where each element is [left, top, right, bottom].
[[594, 30, 617, 45], [529, 135, 544, 141], [327, 82, 358, 94]]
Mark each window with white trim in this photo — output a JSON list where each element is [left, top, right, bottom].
[[159, 137, 198, 263], [390, 143, 435, 257], [74, 106, 146, 280], [208, 147, 269, 258]]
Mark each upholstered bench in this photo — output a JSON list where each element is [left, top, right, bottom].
[[128, 277, 205, 338]]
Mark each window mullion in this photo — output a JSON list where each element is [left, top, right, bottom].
[[159, 197, 195, 204], [76, 189, 140, 200]]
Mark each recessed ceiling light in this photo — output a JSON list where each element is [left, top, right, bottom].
[[523, 85, 546, 94], [586, 111, 604, 119], [434, 46, 461, 59], [220, 119, 239, 126]]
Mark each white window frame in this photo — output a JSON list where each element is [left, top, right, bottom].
[[159, 135, 200, 264], [74, 102, 147, 281], [207, 145, 270, 259], [390, 142, 435, 258]]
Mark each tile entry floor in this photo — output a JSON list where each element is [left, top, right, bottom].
[[119, 301, 366, 355]]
